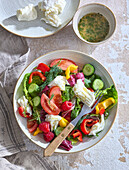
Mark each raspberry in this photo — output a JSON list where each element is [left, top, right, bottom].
[[39, 122, 50, 133], [61, 101, 73, 111], [43, 132, 54, 142]]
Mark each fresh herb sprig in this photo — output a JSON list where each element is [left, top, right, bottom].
[[61, 86, 75, 102], [49, 94, 54, 104], [71, 98, 81, 120], [23, 73, 33, 106], [30, 108, 41, 124], [40, 65, 63, 92]]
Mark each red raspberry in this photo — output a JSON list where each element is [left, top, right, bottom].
[[43, 132, 54, 142], [39, 122, 50, 133], [61, 101, 73, 111]]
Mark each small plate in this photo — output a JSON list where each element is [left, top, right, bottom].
[[0, 0, 80, 38], [13, 50, 118, 154]]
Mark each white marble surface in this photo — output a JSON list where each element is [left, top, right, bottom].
[[3, 0, 129, 169]]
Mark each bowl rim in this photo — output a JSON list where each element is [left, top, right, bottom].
[[13, 49, 118, 154], [0, 0, 80, 38], [72, 3, 117, 45]]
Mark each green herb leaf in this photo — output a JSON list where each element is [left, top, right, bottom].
[[104, 111, 109, 120], [31, 76, 43, 85], [23, 73, 33, 106], [61, 86, 75, 102], [96, 85, 118, 110], [49, 94, 54, 104], [54, 127, 64, 136], [71, 98, 81, 120], [89, 114, 99, 117], [32, 108, 41, 124], [40, 65, 62, 92], [55, 59, 62, 66], [74, 114, 89, 130], [84, 78, 91, 88]]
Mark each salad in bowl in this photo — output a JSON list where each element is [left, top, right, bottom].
[[13, 50, 118, 153], [15, 54, 118, 152]]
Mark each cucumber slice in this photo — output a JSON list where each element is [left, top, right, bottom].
[[28, 83, 40, 97], [32, 96, 41, 107], [92, 79, 104, 90], [83, 64, 95, 76]]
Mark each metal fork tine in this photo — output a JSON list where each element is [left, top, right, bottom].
[[95, 91, 103, 100], [94, 89, 98, 92], [95, 89, 100, 97], [92, 93, 104, 110]]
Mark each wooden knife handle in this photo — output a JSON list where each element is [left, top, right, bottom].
[[44, 123, 75, 157]]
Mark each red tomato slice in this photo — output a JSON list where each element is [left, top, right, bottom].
[[27, 118, 35, 128], [27, 118, 38, 133], [41, 93, 61, 115], [37, 63, 50, 73], [49, 86, 62, 109], [28, 122, 38, 133], [50, 59, 78, 73]]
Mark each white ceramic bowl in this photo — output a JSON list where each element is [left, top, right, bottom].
[[73, 3, 116, 45], [13, 50, 118, 154], [0, 0, 80, 38]]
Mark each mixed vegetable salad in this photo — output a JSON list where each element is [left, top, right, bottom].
[[17, 58, 118, 151]]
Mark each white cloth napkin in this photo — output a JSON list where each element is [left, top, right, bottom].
[[0, 27, 29, 157], [0, 27, 57, 169]]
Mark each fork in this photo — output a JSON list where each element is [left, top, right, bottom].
[[44, 90, 103, 157]]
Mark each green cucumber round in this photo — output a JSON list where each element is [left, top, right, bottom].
[[92, 79, 104, 90], [28, 83, 40, 97], [83, 64, 95, 76], [32, 96, 41, 107]]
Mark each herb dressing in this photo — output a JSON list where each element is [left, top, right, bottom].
[[78, 13, 109, 42]]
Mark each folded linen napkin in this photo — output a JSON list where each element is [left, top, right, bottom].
[[0, 27, 29, 157], [0, 27, 57, 169]]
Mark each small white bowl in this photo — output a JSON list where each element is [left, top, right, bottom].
[[73, 3, 116, 45]]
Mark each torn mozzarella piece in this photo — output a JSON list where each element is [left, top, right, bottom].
[[38, 0, 66, 14], [48, 76, 67, 91], [41, 10, 61, 27], [18, 96, 32, 115], [73, 79, 95, 107], [45, 114, 61, 131], [16, 4, 37, 21], [38, 0, 66, 27], [89, 114, 105, 136]]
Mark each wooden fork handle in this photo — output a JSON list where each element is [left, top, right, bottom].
[[44, 123, 75, 157]]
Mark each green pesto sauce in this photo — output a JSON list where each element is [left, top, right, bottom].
[[78, 13, 109, 42]]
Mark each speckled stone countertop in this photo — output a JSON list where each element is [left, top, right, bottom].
[[4, 0, 129, 169]]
